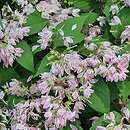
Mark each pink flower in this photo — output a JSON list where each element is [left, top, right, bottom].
[[87, 43, 96, 51], [96, 126, 107, 130], [70, 124, 78, 130], [121, 107, 130, 119], [28, 127, 39, 130], [0, 91, 5, 99], [67, 79, 78, 88], [38, 81, 48, 94], [36, 1, 48, 12], [58, 109, 65, 116], [51, 63, 62, 76], [110, 16, 121, 25], [37, 28, 53, 50], [105, 112, 115, 122], [117, 58, 128, 70], [64, 36, 74, 47], [121, 25, 130, 43], [114, 125, 122, 130], [15, 48, 24, 57], [72, 91, 79, 100], [125, 0, 130, 7], [109, 4, 119, 15], [44, 111, 52, 118]]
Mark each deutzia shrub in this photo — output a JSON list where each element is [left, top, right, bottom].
[[1, 0, 130, 130]]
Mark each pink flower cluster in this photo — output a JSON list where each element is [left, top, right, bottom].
[[85, 39, 130, 82], [97, 106, 130, 130], [0, 6, 30, 67], [36, 0, 80, 49], [7, 79, 28, 96], [4, 40, 130, 129], [36, 0, 80, 26], [6, 52, 95, 129], [37, 28, 53, 49], [16, 0, 37, 15]]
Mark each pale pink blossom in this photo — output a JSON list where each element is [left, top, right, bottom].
[[70, 124, 78, 130], [110, 16, 121, 25]]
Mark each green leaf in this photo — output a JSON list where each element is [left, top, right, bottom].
[[87, 77, 110, 113], [16, 40, 34, 72], [74, 1, 91, 11], [110, 7, 130, 38], [107, 82, 120, 101], [90, 111, 121, 130], [8, 95, 24, 109], [82, 13, 98, 25], [34, 52, 51, 77], [116, 81, 130, 100], [0, 15, 2, 26], [24, 11, 48, 35], [60, 122, 83, 130], [0, 67, 20, 84], [54, 16, 87, 47]]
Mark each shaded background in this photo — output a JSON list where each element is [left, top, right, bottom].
[[0, 0, 12, 9]]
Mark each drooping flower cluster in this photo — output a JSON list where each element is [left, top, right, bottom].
[[2, 39, 130, 129], [85, 35, 130, 82], [4, 51, 95, 129], [1, 0, 130, 129], [7, 79, 28, 96], [0, 6, 30, 67]]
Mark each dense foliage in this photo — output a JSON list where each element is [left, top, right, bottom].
[[1, 0, 130, 130]]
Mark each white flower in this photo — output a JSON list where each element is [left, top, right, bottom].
[[16, 0, 28, 7], [23, 3, 35, 15], [110, 4, 119, 15], [97, 16, 106, 27], [72, 9, 80, 17]]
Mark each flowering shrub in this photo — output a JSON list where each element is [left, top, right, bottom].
[[1, 0, 130, 129]]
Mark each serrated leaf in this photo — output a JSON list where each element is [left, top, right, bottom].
[[16, 40, 34, 72], [87, 77, 110, 113]]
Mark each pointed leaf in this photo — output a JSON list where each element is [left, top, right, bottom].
[[24, 11, 48, 35], [87, 77, 110, 113], [16, 40, 34, 72]]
